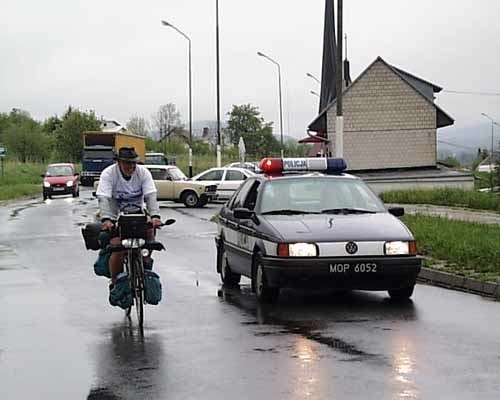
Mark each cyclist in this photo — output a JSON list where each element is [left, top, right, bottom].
[[95, 147, 162, 305]]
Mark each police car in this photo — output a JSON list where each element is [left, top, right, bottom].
[[215, 157, 422, 303]]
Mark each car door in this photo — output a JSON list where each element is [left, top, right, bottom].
[[234, 181, 262, 275], [148, 168, 174, 200], [222, 179, 255, 274], [194, 169, 224, 195], [222, 169, 248, 199]]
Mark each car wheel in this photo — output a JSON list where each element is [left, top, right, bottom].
[[182, 191, 199, 208], [218, 243, 241, 286], [252, 252, 279, 303], [43, 193, 47, 200], [388, 285, 415, 300]]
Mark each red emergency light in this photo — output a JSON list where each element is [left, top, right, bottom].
[[260, 157, 347, 175]]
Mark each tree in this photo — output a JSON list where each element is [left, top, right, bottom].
[[225, 104, 268, 146], [152, 103, 182, 142], [2, 112, 51, 162], [54, 107, 101, 162], [127, 115, 149, 136], [225, 104, 280, 157]]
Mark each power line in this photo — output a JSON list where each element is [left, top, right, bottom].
[[437, 140, 480, 150], [442, 90, 500, 97]]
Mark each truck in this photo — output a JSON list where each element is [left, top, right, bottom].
[[80, 131, 146, 186]]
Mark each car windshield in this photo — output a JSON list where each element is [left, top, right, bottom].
[[46, 166, 73, 176], [168, 167, 187, 181], [145, 155, 165, 165], [259, 177, 386, 215]]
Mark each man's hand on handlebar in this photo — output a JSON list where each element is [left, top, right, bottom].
[[151, 216, 162, 229], [101, 219, 115, 231]]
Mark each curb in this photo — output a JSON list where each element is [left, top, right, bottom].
[[418, 267, 500, 300]]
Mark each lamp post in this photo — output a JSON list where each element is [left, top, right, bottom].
[[161, 19, 193, 177], [306, 72, 320, 84], [216, 0, 222, 167], [257, 51, 284, 158], [481, 112, 499, 192]]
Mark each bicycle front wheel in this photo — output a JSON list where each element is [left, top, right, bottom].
[[131, 251, 145, 327]]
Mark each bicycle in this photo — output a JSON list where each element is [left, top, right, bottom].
[[109, 205, 175, 328]]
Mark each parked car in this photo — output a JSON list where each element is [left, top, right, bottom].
[[224, 162, 261, 173], [191, 167, 255, 200], [42, 163, 80, 200], [215, 157, 422, 303], [145, 165, 217, 207]]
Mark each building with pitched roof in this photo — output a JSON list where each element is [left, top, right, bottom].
[[306, 57, 455, 171]]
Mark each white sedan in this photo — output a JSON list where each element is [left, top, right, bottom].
[[191, 167, 255, 200]]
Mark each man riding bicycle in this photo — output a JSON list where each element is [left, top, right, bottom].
[[96, 147, 162, 306]]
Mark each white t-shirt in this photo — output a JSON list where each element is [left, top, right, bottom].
[[96, 164, 157, 211]]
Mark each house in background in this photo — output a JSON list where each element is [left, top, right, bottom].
[[101, 119, 127, 133], [477, 151, 500, 173], [304, 57, 474, 192]]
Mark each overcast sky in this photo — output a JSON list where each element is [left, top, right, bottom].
[[2, 0, 500, 140]]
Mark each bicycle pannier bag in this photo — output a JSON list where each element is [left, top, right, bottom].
[[144, 270, 162, 305]]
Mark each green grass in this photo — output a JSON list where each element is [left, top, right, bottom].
[[380, 188, 500, 213], [402, 214, 500, 282], [0, 161, 45, 201]]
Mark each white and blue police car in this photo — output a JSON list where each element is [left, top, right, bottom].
[[215, 157, 422, 303]]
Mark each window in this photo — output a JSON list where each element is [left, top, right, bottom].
[[46, 166, 74, 176], [197, 170, 223, 181], [243, 182, 261, 211], [259, 178, 386, 214], [148, 168, 169, 180], [226, 170, 245, 181], [230, 180, 255, 210]]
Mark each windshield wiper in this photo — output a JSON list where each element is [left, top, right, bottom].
[[321, 208, 377, 215], [261, 209, 318, 215]]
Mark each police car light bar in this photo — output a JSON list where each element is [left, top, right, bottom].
[[260, 157, 347, 174]]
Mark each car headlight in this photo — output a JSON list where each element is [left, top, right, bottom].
[[277, 243, 318, 257], [384, 241, 417, 255], [43, 181, 51, 188], [66, 181, 74, 187], [121, 238, 145, 248]]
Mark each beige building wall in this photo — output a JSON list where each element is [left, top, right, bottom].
[[326, 60, 437, 170]]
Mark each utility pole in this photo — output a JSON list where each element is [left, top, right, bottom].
[[216, 0, 222, 167], [334, 0, 344, 158]]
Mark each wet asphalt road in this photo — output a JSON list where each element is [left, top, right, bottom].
[[1, 189, 500, 400]]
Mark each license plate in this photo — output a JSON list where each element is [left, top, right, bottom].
[[329, 263, 378, 273], [53, 187, 65, 191]]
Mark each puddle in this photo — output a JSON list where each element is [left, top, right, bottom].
[[9, 202, 40, 220]]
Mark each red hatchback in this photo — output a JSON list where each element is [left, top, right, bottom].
[[42, 163, 80, 200]]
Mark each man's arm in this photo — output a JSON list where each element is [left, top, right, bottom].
[[98, 196, 119, 222]]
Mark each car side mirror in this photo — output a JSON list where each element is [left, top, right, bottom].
[[233, 208, 255, 220], [40, 174, 45, 178], [388, 207, 405, 217]]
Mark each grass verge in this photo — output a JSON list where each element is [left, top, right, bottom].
[[381, 188, 500, 213], [402, 214, 500, 282], [0, 161, 44, 201]]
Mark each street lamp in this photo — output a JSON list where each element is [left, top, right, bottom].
[[306, 72, 320, 84], [310, 90, 320, 98], [161, 19, 193, 177], [481, 113, 499, 192], [257, 51, 284, 158]]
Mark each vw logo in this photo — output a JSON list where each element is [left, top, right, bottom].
[[345, 241, 358, 255]]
